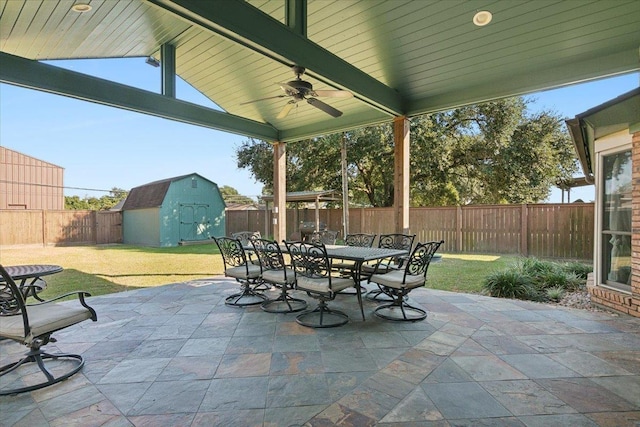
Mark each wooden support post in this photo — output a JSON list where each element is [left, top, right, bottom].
[[521, 204, 529, 256], [394, 117, 410, 234], [273, 142, 287, 241], [341, 132, 349, 238]]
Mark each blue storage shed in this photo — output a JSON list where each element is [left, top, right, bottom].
[[122, 173, 225, 247]]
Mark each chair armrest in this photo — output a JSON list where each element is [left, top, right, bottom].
[[27, 291, 97, 321]]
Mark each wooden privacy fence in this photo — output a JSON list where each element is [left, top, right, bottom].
[[227, 203, 595, 260], [0, 210, 122, 246]]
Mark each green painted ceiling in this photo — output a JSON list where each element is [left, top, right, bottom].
[[1, 0, 639, 142]]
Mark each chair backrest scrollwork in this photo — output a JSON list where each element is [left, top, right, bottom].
[[231, 231, 261, 247], [404, 240, 444, 280], [213, 237, 249, 268], [0, 265, 24, 317], [306, 230, 338, 245], [344, 233, 376, 248], [250, 238, 286, 272], [285, 241, 331, 280]]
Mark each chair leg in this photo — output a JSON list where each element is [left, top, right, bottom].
[[0, 346, 85, 396], [261, 285, 307, 313], [365, 284, 395, 302], [296, 300, 349, 328], [373, 290, 427, 322], [225, 280, 267, 307]]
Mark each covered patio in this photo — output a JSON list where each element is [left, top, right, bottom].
[[2, 279, 639, 426]]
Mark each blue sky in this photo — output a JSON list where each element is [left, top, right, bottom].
[[1, 58, 638, 203]]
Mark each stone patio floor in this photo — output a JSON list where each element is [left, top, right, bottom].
[[1, 277, 639, 426]]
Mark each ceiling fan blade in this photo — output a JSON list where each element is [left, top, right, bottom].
[[312, 90, 353, 98], [277, 102, 295, 119], [307, 98, 343, 118], [239, 95, 287, 105]]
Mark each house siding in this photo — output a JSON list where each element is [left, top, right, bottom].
[[589, 130, 640, 317]]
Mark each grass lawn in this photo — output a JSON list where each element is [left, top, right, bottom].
[[1, 244, 225, 299], [1, 244, 519, 299]]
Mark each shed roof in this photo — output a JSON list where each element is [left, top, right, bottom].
[[122, 173, 216, 210]]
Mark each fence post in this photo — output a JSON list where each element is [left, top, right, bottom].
[[456, 205, 463, 252], [521, 204, 528, 256]]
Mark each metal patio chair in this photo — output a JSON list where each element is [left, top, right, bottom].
[[213, 236, 266, 306], [305, 230, 338, 245], [369, 240, 444, 321], [364, 233, 415, 301], [285, 241, 355, 328], [0, 264, 97, 395], [250, 238, 307, 313]]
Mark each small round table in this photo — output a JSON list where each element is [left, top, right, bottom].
[[1, 264, 63, 301]]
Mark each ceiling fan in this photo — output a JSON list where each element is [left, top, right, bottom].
[[241, 66, 353, 119]]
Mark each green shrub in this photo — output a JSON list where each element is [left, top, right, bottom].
[[546, 286, 565, 302], [562, 261, 593, 280], [484, 257, 589, 302], [482, 269, 535, 300], [537, 268, 569, 289]]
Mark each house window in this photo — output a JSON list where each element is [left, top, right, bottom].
[[601, 149, 632, 292]]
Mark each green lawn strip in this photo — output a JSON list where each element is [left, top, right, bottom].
[[2, 245, 517, 299]]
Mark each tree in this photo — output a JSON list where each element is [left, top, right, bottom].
[[235, 97, 577, 207], [219, 185, 256, 205], [64, 187, 128, 210]]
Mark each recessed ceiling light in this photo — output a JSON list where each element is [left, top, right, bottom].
[[71, 3, 92, 13], [473, 10, 492, 26]]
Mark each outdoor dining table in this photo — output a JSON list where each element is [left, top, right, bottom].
[[0, 264, 63, 301], [244, 242, 408, 321]]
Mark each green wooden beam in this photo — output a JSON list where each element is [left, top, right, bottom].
[[161, 43, 176, 98], [0, 52, 278, 141], [285, 0, 307, 37], [147, 0, 404, 116]]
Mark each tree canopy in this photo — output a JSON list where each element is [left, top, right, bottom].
[[65, 188, 128, 210], [236, 97, 577, 207], [219, 185, 256, 205]]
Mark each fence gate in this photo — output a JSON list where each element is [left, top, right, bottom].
[[180, 204, 210, 241]]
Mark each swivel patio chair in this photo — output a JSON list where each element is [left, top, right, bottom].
[[364, 233, 415, 301], [213, 236, 266, 307], [285, 241, 355, 328], [250, 238, 307, 313], [0, 264, 97, 395], [305, 230, 338, 245], [369, 240, 443, 321], [230, 231, 267, 288], [231, 231, 262, 246]]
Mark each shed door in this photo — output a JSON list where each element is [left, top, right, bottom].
[[180, 204, 210, 241]]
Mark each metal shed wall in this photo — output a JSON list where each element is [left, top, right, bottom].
[[159, 175, 225, 246], [0, 147, 64, 210], [123, 208, 160, 247]]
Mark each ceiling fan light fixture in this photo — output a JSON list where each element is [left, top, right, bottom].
[[71, 3, 92, 13], [473, 10, 492, 26]]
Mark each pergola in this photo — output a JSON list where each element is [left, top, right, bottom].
[[261, 190, 341, 238], [2, 0, 639, 240]]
